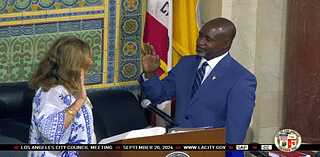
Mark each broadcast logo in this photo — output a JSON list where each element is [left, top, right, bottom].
[[165, 151, 190, 157], [274, 129, 301, 152]]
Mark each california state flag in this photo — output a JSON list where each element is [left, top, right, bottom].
[[143, 0, 171, 79]]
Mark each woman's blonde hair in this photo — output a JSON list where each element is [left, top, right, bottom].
[[29, 36, 92, 96]]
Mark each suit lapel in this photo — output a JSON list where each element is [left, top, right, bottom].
[[188, 54, 232, 106]]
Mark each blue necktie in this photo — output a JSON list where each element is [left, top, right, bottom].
[[191, 62, 208, 98]]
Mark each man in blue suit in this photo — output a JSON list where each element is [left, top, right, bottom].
[[139, 18, 256, 156]]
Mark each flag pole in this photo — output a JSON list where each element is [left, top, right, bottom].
[[167, 0, 173, 71]]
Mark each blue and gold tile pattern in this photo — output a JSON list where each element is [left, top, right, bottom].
[[0, 0, 146, 96]]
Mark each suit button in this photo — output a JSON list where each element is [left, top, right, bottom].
[[185, 117, 189, 120]]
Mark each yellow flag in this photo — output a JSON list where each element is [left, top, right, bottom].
[[172, 0, 199, 66]]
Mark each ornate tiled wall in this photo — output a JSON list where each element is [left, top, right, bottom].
[[0, 0, 146, 95]]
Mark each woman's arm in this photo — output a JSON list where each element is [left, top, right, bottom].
[[63, 70, 87, 129]]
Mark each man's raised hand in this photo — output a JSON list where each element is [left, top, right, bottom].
[[141, 42, 160, 79]]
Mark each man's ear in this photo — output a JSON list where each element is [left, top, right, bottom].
[[223, 40, 232, 50]]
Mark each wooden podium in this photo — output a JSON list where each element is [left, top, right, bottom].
[[80, 128, 225, 157]]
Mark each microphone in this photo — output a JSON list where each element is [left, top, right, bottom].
[[141, 99, 179, 127], [250, 142, 270, 157]]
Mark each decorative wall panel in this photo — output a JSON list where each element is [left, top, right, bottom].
[[118, 0, 142, 83], [0, 0, 146, 95]]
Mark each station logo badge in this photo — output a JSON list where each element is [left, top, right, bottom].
[[165, 151, 190, 157], [274, 129, 302, 152]]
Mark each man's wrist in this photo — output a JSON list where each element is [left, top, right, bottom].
[[144, 71, 156, 79]]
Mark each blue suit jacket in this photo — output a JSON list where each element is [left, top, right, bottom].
[[139, 54, 257, 144]]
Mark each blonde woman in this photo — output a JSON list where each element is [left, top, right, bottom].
[[28, 36, 96, 157]]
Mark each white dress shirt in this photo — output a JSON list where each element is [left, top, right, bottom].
[[198, 52, 228, 84]]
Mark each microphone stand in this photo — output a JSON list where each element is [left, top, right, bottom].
[[165, 122, 175, 133], [140, 99, 179, 133]]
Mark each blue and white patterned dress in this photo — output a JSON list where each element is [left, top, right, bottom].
[[28, 85, 96, 157]]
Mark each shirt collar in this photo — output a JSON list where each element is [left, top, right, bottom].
[[200, 52, 229, 69]]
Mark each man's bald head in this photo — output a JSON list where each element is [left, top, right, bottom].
[[196, 18, 237, 60], [204, 18, 237, 41]]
